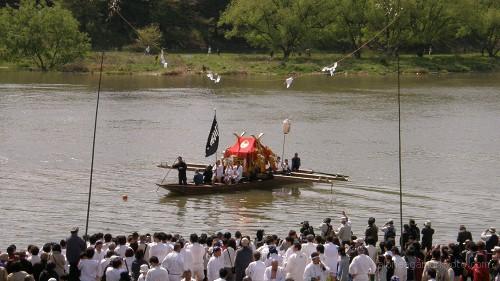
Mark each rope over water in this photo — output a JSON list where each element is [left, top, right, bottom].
[[109, 3, 402, 84]]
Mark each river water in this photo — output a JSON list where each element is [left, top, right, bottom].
[[0, 72, 499, 248]]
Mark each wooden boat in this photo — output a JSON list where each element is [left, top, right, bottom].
[[157, 162, 348, 195]]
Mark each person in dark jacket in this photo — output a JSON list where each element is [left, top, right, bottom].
[[291, 153, 301, 171], [409, 219, 420, 242], [421, 221, 435, 252], [33, 252, 49, 281], [457, 225, 473, 251], [39, 262, 59, 281], [365, 217, 379, 244], [234, 238, 253, 281], [131, 250, 148, 281], [172, 156, 187, 185], [66, 227, 86, 281]]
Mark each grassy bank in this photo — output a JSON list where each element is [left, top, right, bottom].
[[2, 51, 499, 76]]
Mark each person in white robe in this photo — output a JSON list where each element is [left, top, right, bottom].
[[93, 241, 106, 262], [138, 264, 149, 281], [264, 259, 286, 281], [392, 248, 407, 281], [246, 252, 267, 281], [148, 233, 170, 262], [187, 234, 206, 280], [78, 249, 100, 281], [323, 236, 339, 280], [162, 243, 185, 281], [145, 256, 170, 281], [234, 164, 243, 183], [106, 257, 127, 281], [284, 243, 308, 281], [213, 160, 224, 183], [348, 247, 377, 281], [301, 235, 318, 263], [224, 165, 234, 184], [207, 247, 225, 281], [303, 253, 327, 281], [181, 270, 197, 281]]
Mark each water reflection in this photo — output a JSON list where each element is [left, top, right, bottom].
[[1, 72, 499, 247]]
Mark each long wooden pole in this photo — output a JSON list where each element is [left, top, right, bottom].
[[85, 52, 104, 240], [397, 0, 404, 240]]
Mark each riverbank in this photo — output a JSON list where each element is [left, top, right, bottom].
[[1, 51, 499, 76]]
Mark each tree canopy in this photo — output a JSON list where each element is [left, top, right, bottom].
[[0, 0, 498, 61], [0, 0, 90, 70]]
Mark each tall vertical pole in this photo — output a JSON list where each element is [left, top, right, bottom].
[[397, 0, 403, 240], [85, 52, 104, 240], [281, 134, 286, 162], [214, 108, 217, 164]]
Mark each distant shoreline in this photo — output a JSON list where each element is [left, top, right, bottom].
[[1, 51, 499, 76]]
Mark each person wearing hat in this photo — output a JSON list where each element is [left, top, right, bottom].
[[481, 227, 498, 253], [265, 246, 283, 267], [421, 221, 435, 252], [208, 247, 224, 281], [66, 227, 86, 281], [245, 251, 266, 281], [234, 238, 253, 281], [284, 243, 308, 281], [348, 246, 376, 281], [303, 252, 327, 281], [172, 156, 187, 185]]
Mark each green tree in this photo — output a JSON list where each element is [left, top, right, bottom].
[[404, 0, 457, 56], [136, 24, 163, 53], [332, 0, 370, 58], [219, 0, 335, 59], [0, 1, 90, 70], [456, 0, 499, 57]]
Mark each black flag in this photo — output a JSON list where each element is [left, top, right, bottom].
[[205, 114, 219, 157]]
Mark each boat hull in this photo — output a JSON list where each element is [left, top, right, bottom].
[[157, 177, 312, 196]]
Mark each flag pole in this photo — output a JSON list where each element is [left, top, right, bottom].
[[214, 108, 217, 164], [84, 51, 104, 240], [397, 0, 404, 240]]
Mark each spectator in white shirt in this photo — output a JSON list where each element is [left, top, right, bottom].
[[138, 264, 149, 281], [246, 252, 266, 281], [302, 235, 317, 263], [285, 243, 308, 281], [78, 248, 100, 281], [323, 236, 339, 281], [264, 259, 286, 281], [208, 247, 225, 281], [162, 243, 185, 281], [145, 256, 169, 281], [303, 252, 327, 281], [93, 241, 106, 262], [348, 247, 377, 281], [187, 233, 206, 280], [105, 257, 126, 281]]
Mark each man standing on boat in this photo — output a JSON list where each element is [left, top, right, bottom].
[[172, 156, 187, 185], [291, 153, 301, 171]]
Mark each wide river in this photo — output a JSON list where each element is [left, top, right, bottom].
[[0, 72, 499, 248]]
